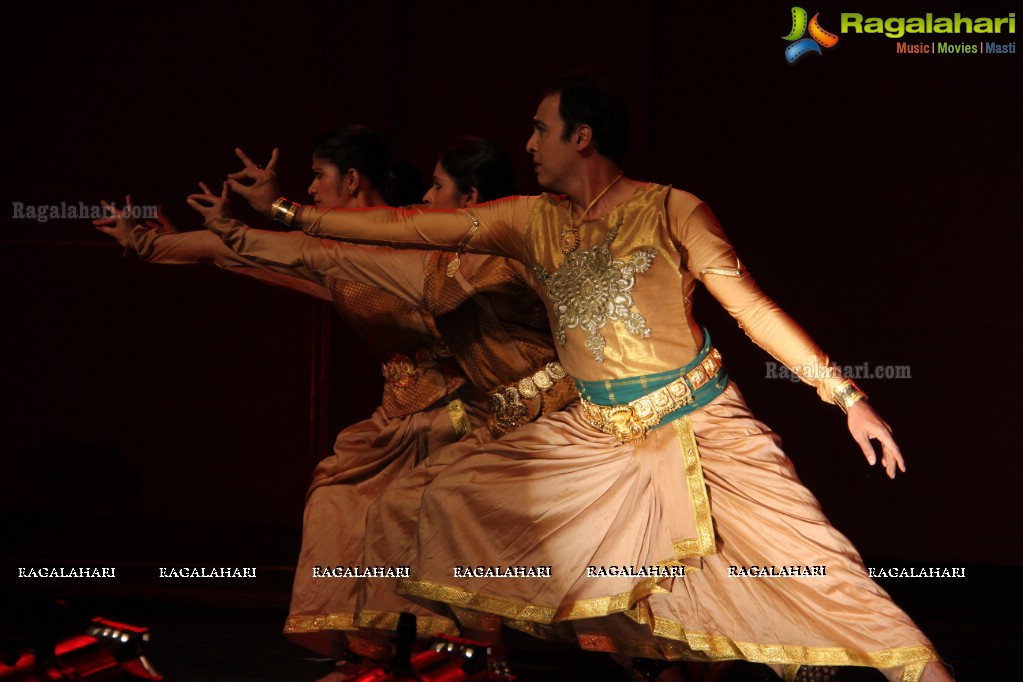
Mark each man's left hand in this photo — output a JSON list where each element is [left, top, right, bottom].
[[847, 401, 905, 479]]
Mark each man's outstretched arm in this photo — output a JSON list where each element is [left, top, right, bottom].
[[225, 146, 533, 261]]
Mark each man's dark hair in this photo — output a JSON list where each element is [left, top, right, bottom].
[[546, 71, 630, 164]]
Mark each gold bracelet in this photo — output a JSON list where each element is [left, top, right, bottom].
[[269, 197, 299, 228], [269, 197, 286, 219], [833, 379, 867, 414]]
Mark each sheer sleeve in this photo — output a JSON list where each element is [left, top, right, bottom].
[[206, 217, 429, 306], [128, 224, 247, 267], [125, 225, 331, 302], [298, 196, 534, 263], [669, 190, 855, 406]]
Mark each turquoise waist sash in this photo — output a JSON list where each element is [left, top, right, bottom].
[[574, 328, 729, 432]]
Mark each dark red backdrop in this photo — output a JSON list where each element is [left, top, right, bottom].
[[2, 0, 1019, 577]]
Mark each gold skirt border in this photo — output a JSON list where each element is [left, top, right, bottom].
[[672, 416, 716, 559], [395, 576, 669, 623], [285, 613, 357, 633], [353, 609, 459, 638]]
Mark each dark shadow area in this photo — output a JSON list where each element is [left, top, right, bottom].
[[2, 1, 1019, 680]]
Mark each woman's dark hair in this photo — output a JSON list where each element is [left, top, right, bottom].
[[438, 137, 516, 202], [546, 71, 629, 165], [312, 125, 391, 190], [312, 124, 422, 207]]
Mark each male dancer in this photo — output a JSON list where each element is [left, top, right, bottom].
[[227, 76, 948, 681]]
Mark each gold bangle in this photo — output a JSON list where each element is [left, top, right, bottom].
[[833, 379, 867, 414], [269, 196, 286, 219], [269, 197, 299, 228]]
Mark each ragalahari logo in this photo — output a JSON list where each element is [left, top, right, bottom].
[[783, 7, 839, 63]]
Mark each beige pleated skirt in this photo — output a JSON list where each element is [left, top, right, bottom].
[[283, 397, 487, 656], [363, 383, 940, 680]]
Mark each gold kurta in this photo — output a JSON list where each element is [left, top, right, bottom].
[[300, 186, 940, 680]]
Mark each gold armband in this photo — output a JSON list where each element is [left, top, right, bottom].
[[700, 258, 744, 279], [833, 379, 867, 414], [445, 209, 481, 278], [269, 197, 300, 228]]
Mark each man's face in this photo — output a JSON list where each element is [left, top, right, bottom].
[[526, 93, 576, 192]]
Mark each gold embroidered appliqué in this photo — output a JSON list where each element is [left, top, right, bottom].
[[534, 223, 656, 362]]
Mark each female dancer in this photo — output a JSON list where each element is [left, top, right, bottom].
[[97, 132, 571, 679]]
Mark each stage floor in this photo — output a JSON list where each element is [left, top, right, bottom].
[[3, 562, 1017, 681]]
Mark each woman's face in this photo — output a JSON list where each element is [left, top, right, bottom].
[[308, 156, 351, 210], [422, 163, 472, 209]]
